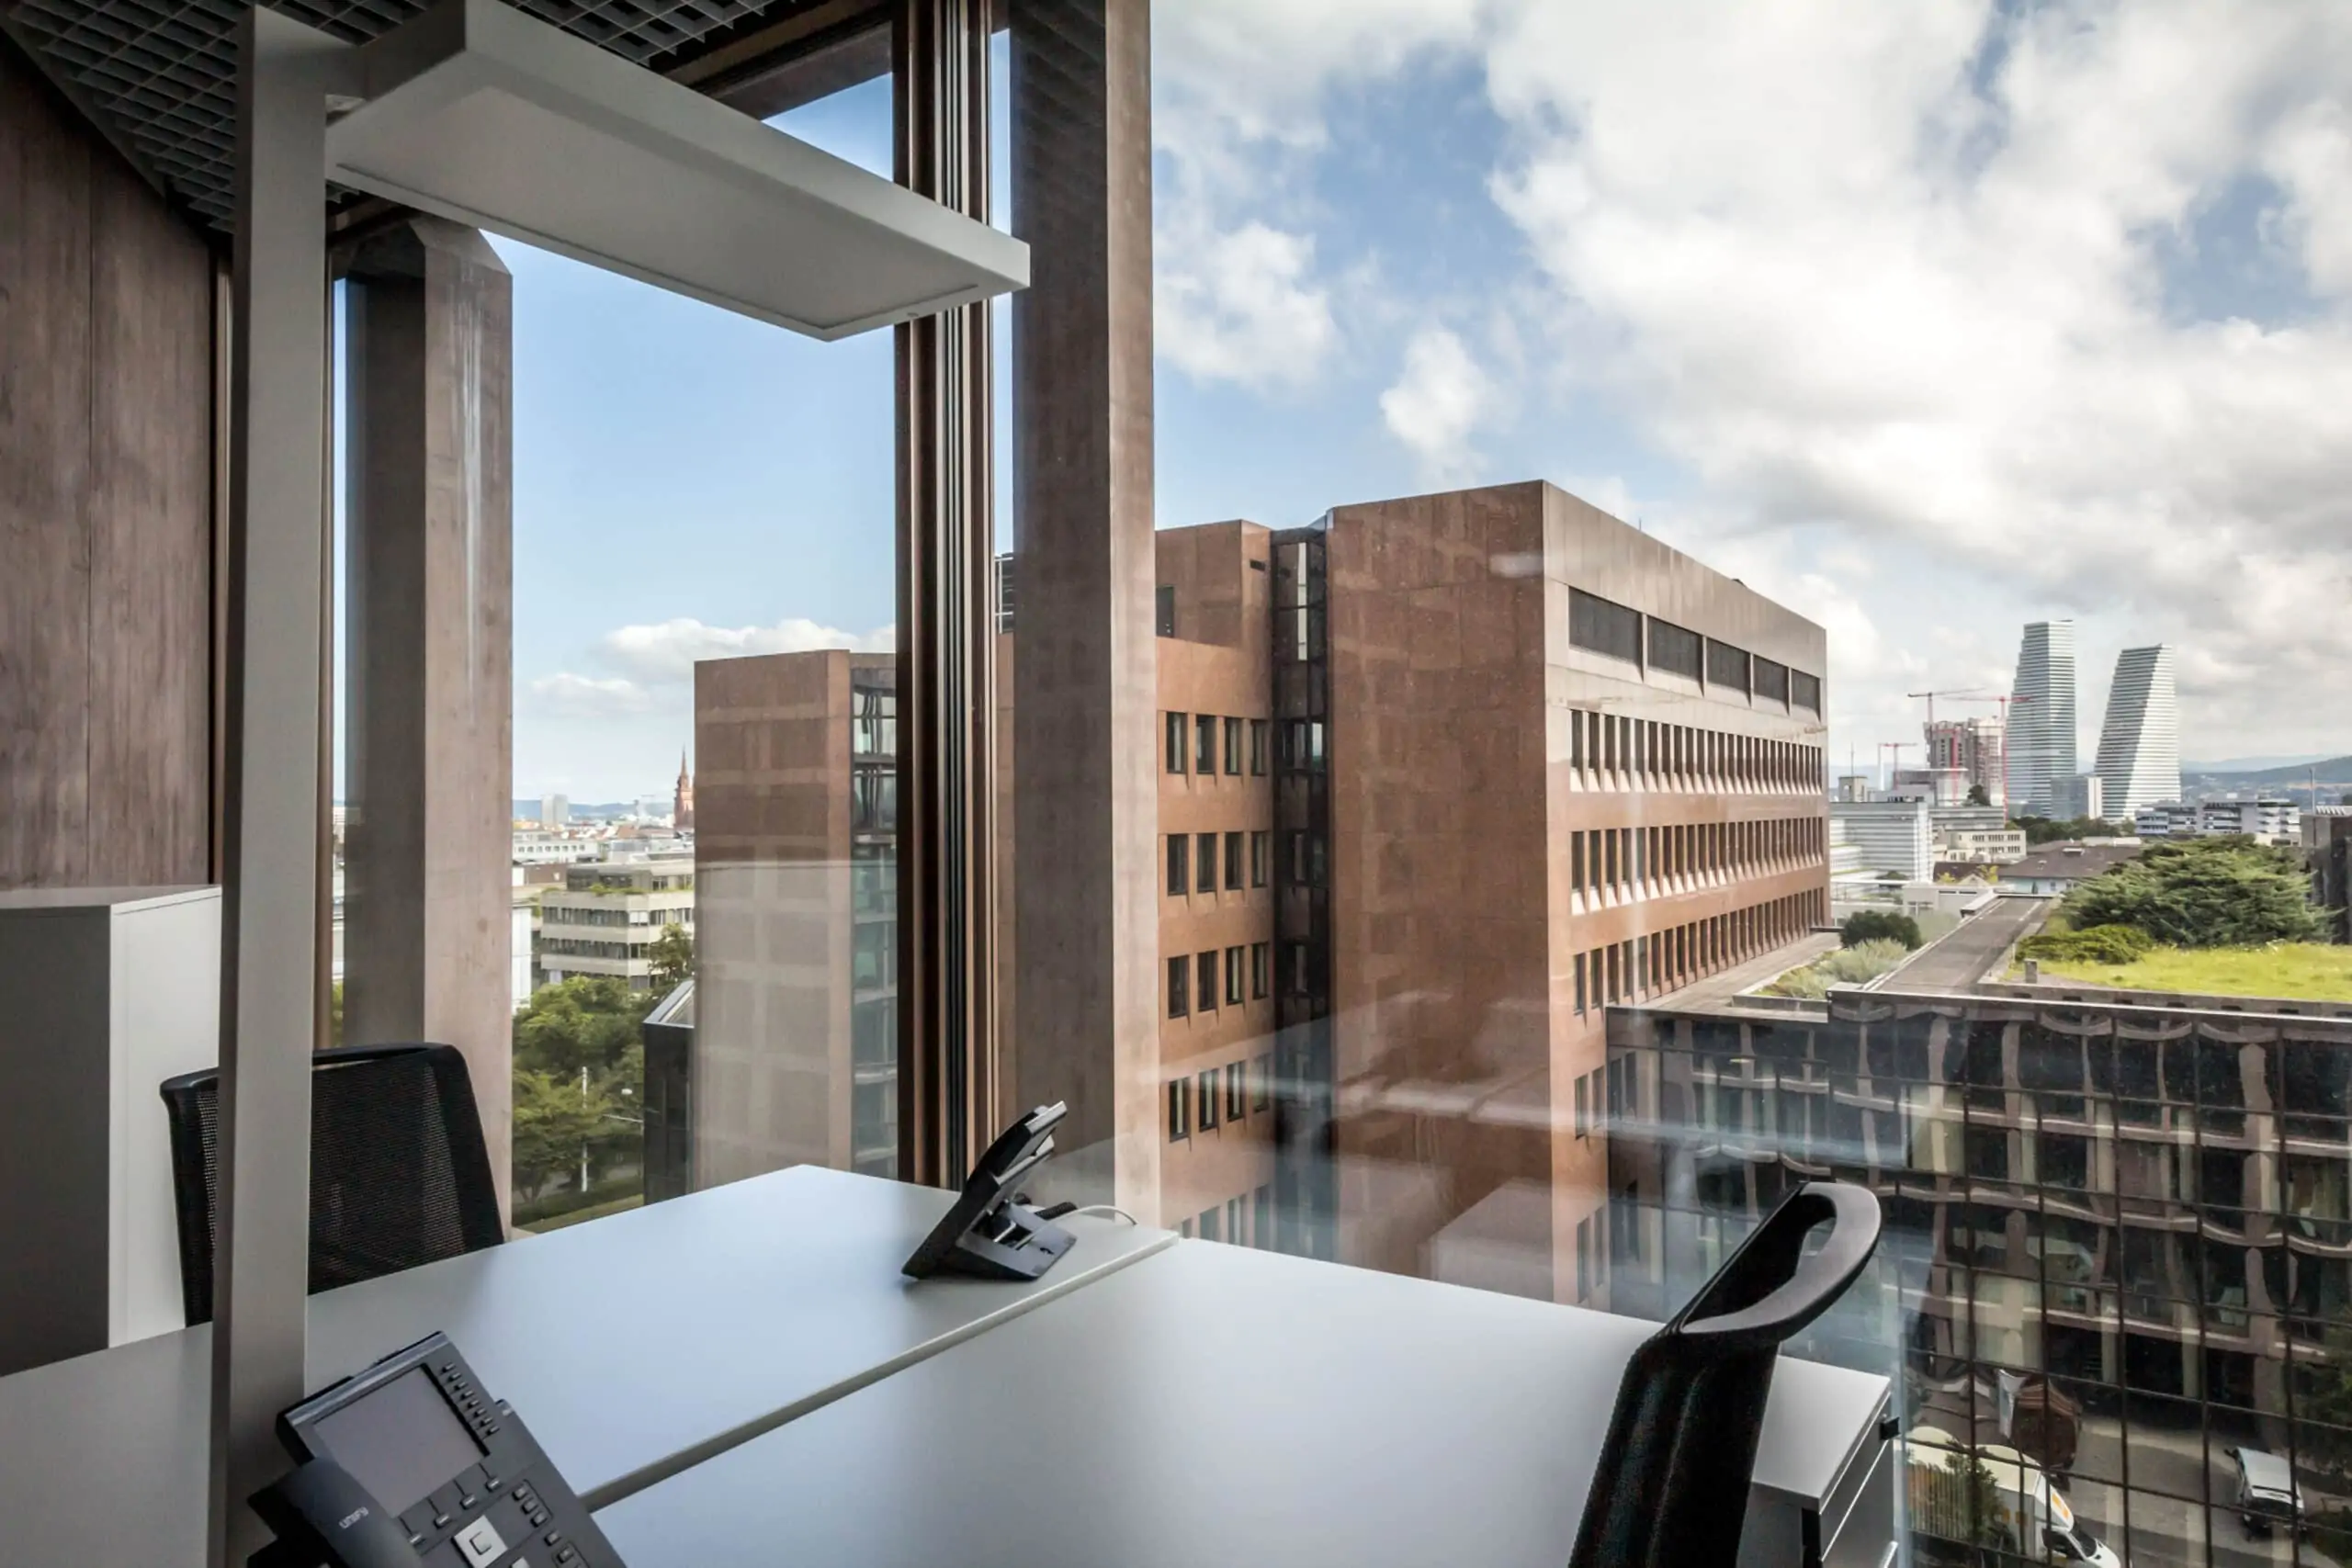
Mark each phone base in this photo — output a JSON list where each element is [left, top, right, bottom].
[[928, 1202, 1075, 1281]]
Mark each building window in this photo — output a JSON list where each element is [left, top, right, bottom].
[[1576, 1074, 1590, 1138], [1180, 1217, 1194, 1238], [1168, 955, 1190, 1019], [1225, 944, 1245, 1006], [1199, 1205, 1220, 1242], [1226, 1061, 1246, 1121], [1227, 1196, 1244, 1245], [1250, 941, 1270, 999], [1224, 830, 1244, 890], [1168, 1077, 1189, 1140], [1196, 831, 1216, 894], [1254, 1184, 1272, 1248], [1754, 656, 1790, 705], [1250, 830, 1269, 887], [1286, 942, 1310, 996], [1224, 716, 1242, 775], [1165, 712, 1186, 773], [1571, 832, 1585, 893], [1575, 952, 1588, 1015], [1198, 951, 1217, 1012], [1648, 616, 1702, 680], [1568, 587, 1643, 664], [1249, 718, 1268, 775], [1196, 713, 1216, 773], [1199, 1070, 1220, 1129], [1705, 637, 1750, 694], [1166, 834, 1188, 897], [1792, 670, 1822, 713], [1156, 584, 1176, 637], [1577, 1218, 1592, 1299], [1251, 1054, 1272, 1111]]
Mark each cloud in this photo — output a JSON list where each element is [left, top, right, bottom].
[[595, 616, 893, 684], [528, 672, 653, 718], [526, 617, 892, 718], [1379, 326, 1494, 478], [1466, 0, 2352, 753], [1150, 0, 1481, 391], [1157, 221, 1338, 391]]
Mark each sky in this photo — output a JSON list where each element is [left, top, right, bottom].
[[491, 1, 2352, 802]]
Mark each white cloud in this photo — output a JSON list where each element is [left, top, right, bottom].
[[1157, 221, 1337, 391], [1467, 0, 2352, 754], [595, 616, 892, 684], [526, 617, 891, 719], [1379, 326, 1494, 478], [1150, 0, 1481, 391], [528, 672, 653, 718]]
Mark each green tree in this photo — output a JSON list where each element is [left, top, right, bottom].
[[1841, 909, 1923, 950], [1965, 783, 1991, 807], [2017, 814, 2133, 846], [2066, 836, 2330, 948], [510, 976, 655, 1205], [648, 922, 695, 994]]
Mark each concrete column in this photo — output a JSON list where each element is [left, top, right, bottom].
[[341, 218, 515, 1217], [1009, 0, 1158, 1217], [214, 13, 345, 1562]]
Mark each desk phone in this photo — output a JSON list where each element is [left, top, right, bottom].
[[251, 1330, 624, 1568]]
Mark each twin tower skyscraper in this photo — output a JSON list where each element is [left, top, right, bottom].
[[2007, 621, 2181, 819]]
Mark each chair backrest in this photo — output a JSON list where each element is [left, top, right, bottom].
[[158, 1043, 504, 1326], [1569, 1180, 1882, 1568]]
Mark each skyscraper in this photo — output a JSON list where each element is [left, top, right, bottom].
[[2007, 621, 2076, 815], [2094, 644, 2181, 817]]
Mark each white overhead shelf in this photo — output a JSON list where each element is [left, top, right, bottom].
[[326, 0, 1027, 340]]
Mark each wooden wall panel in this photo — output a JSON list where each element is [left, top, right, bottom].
[[0, 39, 214, 892], [0, 42, 96, 889], [87, 146, 215, 887]]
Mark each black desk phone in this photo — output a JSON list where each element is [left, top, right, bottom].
[[901, 1100, 1074, 1281], [249, 1330, 625, 1568]]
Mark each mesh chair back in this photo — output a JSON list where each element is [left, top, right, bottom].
[[158, 1043, 504, 1326], [1568, 1181, 1882, 1568]]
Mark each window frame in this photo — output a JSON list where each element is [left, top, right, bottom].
[[1198, 1069, 1220, 1130], [1224, 716, 1242, 775], [1166, 833, 1188, 897], [1195, 712, 1216, 774], [1165, 711, 1186, 773], [1168, 954, 1190, 1019]]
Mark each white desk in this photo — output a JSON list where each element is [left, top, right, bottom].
[[0, 1167, 1170, 1566], [599, 1239, 1894, 1568]]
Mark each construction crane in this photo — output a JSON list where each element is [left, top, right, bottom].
[[1906, 688, 1996, 732], [1877, 740, 1915, 792]]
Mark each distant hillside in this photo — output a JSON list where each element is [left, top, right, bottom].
[[510, 799, 643, 820], [2183, 756, 2352, 789]]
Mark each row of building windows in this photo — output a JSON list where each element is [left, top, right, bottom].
[[1165, 830, 1271, 897], [1568, 817, 1824, 900], [1572, 890, 1824, 1014], [1175, 1182, 1275, 1248], [1566, 587, 1823, 714], [1163, 712, 1271, 778], [1167, 944, 1272, 1019], [1166, 1053, 1275, 1140], [537, 937, 643, 962], [541, 905, 696, 929], [1568, 707, 1821, 795]]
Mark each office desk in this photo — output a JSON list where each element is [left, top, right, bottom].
[[600, 1239, 1894, 1568], [0, 1167, 1169, 1566]]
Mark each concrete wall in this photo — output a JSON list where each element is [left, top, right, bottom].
[[0, 39, 214, 890]]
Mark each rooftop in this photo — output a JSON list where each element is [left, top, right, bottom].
[[2002, 841, 2143, 882]]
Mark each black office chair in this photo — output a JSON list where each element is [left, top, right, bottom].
[[1570, 1180, 1882, 1568], [160, 1042, 504, 1326]]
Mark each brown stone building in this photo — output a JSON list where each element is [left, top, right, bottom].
[[677, 485, 1828, 1305], [689, 650, 899, 1190], [1273, 482, 1829, 1304]]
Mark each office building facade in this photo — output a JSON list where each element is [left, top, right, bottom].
[[2094, 644, 2182, 818], [2052, 771, 2106, 822], [1271, 482, 1831, 1298], [2309, 811, 2352, 943], [2008, 621, 2078, 816], [1926, 716, 2005, 806], [535, 858, 695, 989], [690, 652, 899, 1189], [1608, 976, 2352, 1567], [1829, 798, 1936, 881]]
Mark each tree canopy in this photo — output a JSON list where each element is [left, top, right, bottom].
[[2014, 814, 2132, 845], [2064, 837, 2330, 949], [511, 975, 656, 1203], [1841, 909, 1923, 950]]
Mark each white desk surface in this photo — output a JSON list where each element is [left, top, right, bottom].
[[0, 1167, 1170, 1567], [600, 1238, 1891, 1568]]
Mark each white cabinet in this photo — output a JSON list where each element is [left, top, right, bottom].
[[0, 886, 220, 1374]]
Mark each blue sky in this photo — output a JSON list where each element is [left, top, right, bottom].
[[491, 3, 2352, 801]]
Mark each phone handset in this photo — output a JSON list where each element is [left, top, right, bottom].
[[250, 1457, 421, 1568]]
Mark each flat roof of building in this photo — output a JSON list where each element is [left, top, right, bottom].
[[2003, 841, 2143, 881]]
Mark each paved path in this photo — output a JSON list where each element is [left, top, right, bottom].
[[1883, 896, 2053, 994]]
